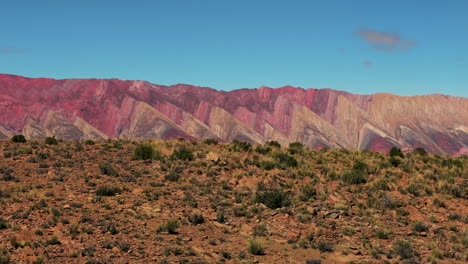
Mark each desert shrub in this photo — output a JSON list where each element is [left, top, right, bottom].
[[341, 160, 368, 184], [1, 168, 19, 182], [84, 140, 95, 145], [412, 220, 429, 232], [407, 183, 424, 197], [96, 186, 121, 196], [265, 141, 281, 148], [203, 138, 218, 145], [253, 224, 269, 236], [447, 213, 462, 221], [389, 157, 401, 167], [230, 140, 252, 152], [413, 147, 427, 156], [288, 142, 303, 154], [341, 171, 366, 184], [352, 160, 368, 172], [134, 144, 162, 160], [158, 219, 179, 234], [170, 147, 193, 161], [299, 184, 317, 201], [44, 137, 58, 145], [274, 153, 298, 168], [0, 218, 8, 229], [0, 248, 11, 264], [259, 160, 276, 170], [233, 205, 249, 217], [11, 134, 26, 143], [255, 146, 271, 155], [164, 172, 180, 182], [46, 236, 60, 245], [317, 242, 333, 252], [389, 147, 404, 158], [438, 183, 463, 198], [99, 162, 119, 176], [374, 228, 392, 239], [188, 213, 205, 225], [248, 237, 264, 255], [393, 240, 416, 260], [305, 260, 322, 264], [216, 211, 227, 223], [254, 189, 290, 209]]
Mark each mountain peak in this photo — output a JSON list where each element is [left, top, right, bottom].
[[0, 74, 466, 155]]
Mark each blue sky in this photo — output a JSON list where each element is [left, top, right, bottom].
[[1, 0, 467, 97]]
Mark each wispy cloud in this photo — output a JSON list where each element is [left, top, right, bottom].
[[0, 47, 27, 54], [354, 29, 416, 52], [362, 60, 373, 67], [456, 57, 464, 62]]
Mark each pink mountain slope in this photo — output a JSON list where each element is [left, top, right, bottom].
[[0, 74, 467, 155]]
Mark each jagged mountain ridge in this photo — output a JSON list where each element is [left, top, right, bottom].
[[0, 73, 467, 155]]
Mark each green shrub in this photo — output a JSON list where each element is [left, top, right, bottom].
[[203, 138, 218, 145], [413, 147, 427, 156], [305, 260, 322, 264], [248, 237, 264, 255], [230, 140, 252, 152], [0, 218, 8, 229], [11, 134, 26, 143], [274, 153, 298, 168], [412, 220, 429, 232], [254, 189, 290, 209], [389, 157, 401, 167], [288, 142, 303, 154], [317, 242, 333, 252], [84, 140, 95, 145], [352, 160, 368, 173], [216, 211, 227, 223], [341, 171, 366, 184], [44, 137, 58, 145], [255, 146, 271, 155], [393, 240, 415, 260], [299, 184, 316, 201], [188, 213, 205, 225], [96, 186, 121, 196], [259, 160, 276, 170], [374, 228, 392, 239], [46, 236, 60, 245], [164, 172, 180, 182], [134, 144, 162, 160], [170, 147, 193, 161], [158, 219, 179, 234], [99, 162, 119, 176], [407, 183, 423, 197], [253, 224, 269, 236], [265, 141, 281, 148], [389, 147, 404, 158]]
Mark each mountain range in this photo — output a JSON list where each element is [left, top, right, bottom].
[[0, 73, 466, 155]]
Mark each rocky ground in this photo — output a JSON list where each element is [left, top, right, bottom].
[[0, 138, 466, 264]]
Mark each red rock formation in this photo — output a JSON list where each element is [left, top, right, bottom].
[[0, 73, 466, 155]]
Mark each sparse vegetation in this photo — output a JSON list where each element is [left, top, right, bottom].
[[134, 144, 162, 160], [44, 136, 59, 145], [11, 134, 26, 143], [248, 237, 265, 255], [95, 186, 121, 196], [0, 139, 465, 263]]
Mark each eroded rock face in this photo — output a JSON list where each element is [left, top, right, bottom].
[[0, 74, 467, 154]]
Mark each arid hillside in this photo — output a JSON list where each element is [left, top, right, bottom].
[[0, 138, 466, 264], [0, 74, 467, 155]]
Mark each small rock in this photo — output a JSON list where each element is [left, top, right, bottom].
[[328, 213, 339, 219]]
